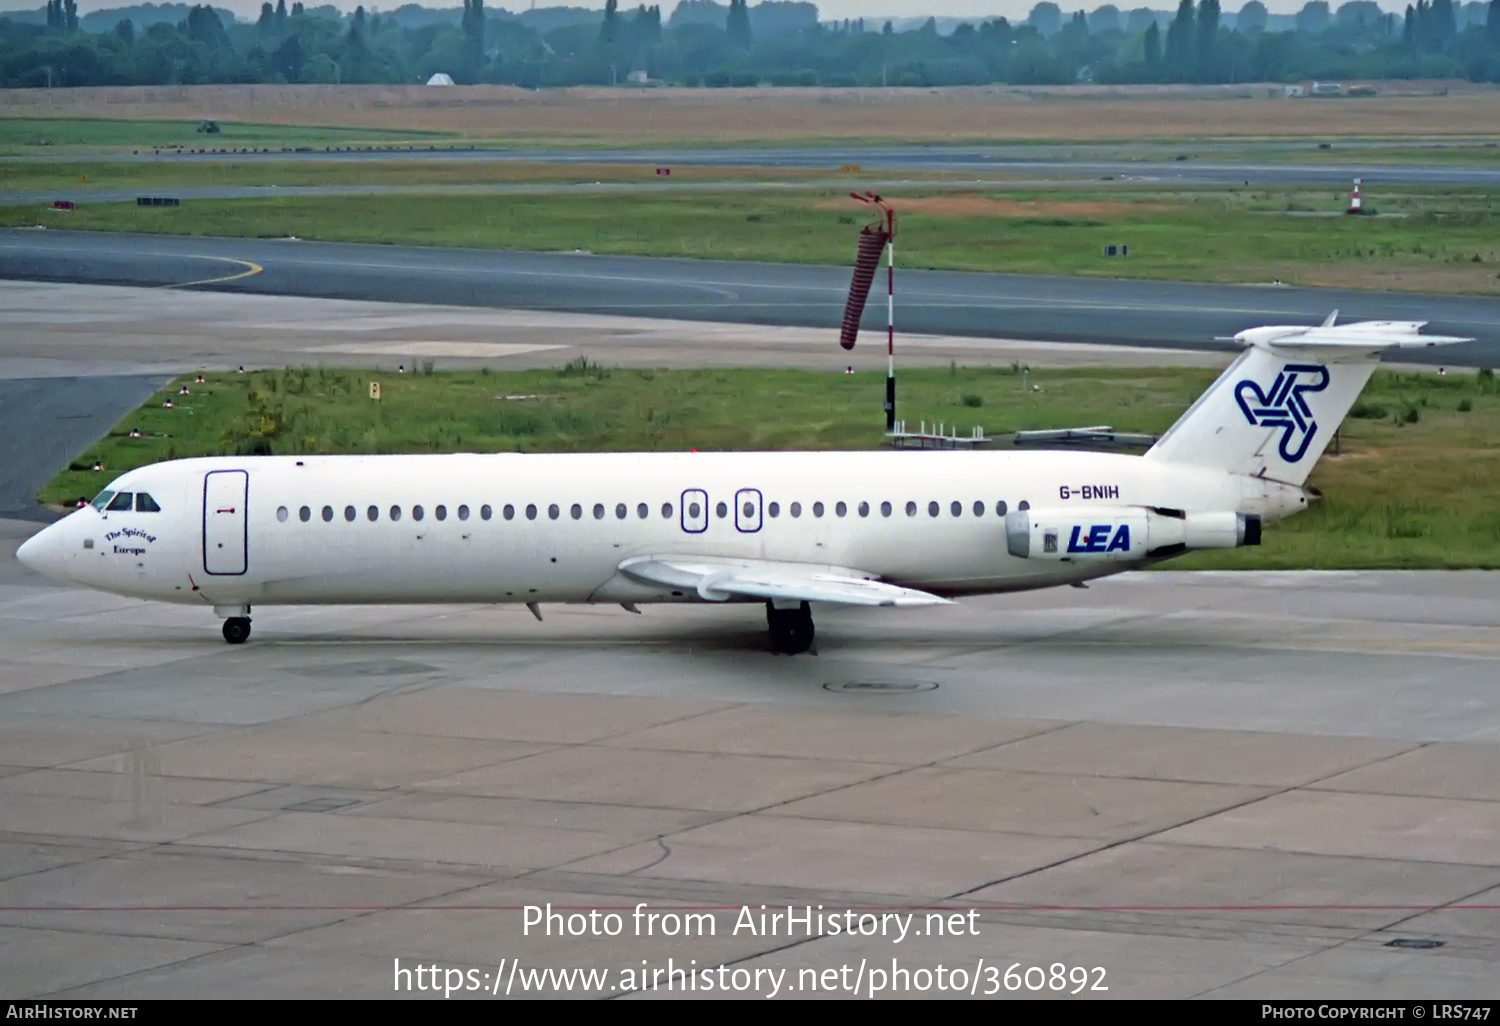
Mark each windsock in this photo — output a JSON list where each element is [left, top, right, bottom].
[[839, 225, 891, 350]]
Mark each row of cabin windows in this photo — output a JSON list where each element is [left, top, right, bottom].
[[274, 499, 1030, 524]]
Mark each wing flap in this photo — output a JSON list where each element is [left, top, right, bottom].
[[618, 556, 949, 607]]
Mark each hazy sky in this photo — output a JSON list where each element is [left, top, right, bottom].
[[8, 0, 1420, 23]]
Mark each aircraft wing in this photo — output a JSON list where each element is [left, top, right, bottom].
[[617, 555, 950, 607]]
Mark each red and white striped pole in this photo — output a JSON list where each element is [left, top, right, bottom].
[[885, 225, 895, 432]]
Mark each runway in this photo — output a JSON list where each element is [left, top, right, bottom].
[[5, 229, 1499, 366], [24, 142, 1500, 188], [0, 524, 1496, 998]]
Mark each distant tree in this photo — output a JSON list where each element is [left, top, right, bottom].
[[1432, 0, 1458, 48], [1126, 6, 1157, 33], [461, 0, 484, 79], [1165, 0, 1195, 79], [114, 16, 134, 44], [274, 0, 287, 30], [1144, 18, 1162, 67], [63, 0, 77, 32], [273, 32, 303, 80], [882, 20, 893, 34], [183, 4, 227, 46], [1027, 2, 1063, 36], [1489, 0, 1500, 44], [726, 0, 751, 48], [258, 2, 274, 32], [291, 2, 304, 17], [601, 0, 618, 43], [1296, 1, 1331, 34], [1088, 5, 1122, 33], [1237, 0, 1268, 34], [1336, 1, 1384, 28], [1197, 0, 1219, 80]]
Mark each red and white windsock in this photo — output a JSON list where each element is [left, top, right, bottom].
[[1348, 178, 1363, 213]]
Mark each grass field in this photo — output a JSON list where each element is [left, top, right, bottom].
[[44, 363, 1500, 570], [6, 85, 1500, 146], [10, 184, 1500, 293]]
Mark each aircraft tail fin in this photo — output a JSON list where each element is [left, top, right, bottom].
[[1145, 320, 1471, 486]]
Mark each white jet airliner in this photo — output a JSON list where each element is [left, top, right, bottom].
[[17, 317, 1469, 653]]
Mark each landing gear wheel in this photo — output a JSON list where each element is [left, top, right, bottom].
[[766, 601, 815, 655], [222, 617, 251, 644]]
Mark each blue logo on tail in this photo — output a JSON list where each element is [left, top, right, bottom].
[[1234, 363, 1330, 463]]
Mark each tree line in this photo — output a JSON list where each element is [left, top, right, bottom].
[[5, 0, 1500, 90]]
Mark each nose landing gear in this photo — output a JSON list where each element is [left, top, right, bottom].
[[766, 601, 815, 655], [215, 605, 252, 644]]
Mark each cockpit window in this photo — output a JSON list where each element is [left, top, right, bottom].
[[89, 490, 116, 511], [135, 493, 161, 513], [105, 492, 134, 511]]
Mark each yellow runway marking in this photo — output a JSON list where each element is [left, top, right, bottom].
[[156, 256, 263, 289]]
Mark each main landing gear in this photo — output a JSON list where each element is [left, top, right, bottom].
[[216, 605, 252, 645], [766, 601, 815, 655]]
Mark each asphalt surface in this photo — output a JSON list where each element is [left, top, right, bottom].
[[4, 228, 1497, 366], [2, 547, 1498, 997], [17, 142, 1500, 188], [0, 376, 163, 521]]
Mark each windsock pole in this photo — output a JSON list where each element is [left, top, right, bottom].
[[840, 191, 896, 429], [886, 232, 895, 431]]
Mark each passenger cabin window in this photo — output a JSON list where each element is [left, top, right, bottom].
[[413, 505, 426, 521], [367, 505, 379, 522], [106, 492, 133, 512], [880, 501, 892, 517], [996, 500, 1009, 516], [571, 504, 582, 520], [548, 504, 560, 520], [835, 501, 847, 517], [928, 501, 940, 518], [812, 502, 824, 517], [951, 501, 962, 517], [344, 505, 356, 522], [276, 506, 288, 522], [616, 503, 627, 520], [390, 506, 402, 522], [90, 490, 116, 511], [322, 506, 334, 522], [790, 502, 802, 518], [768, 502, 780, 518], [638, 503, 649, 519], [856, 501, 869, 518], [593, 504, 605, 520], [299, 506, 311, 522], [481, 505, 492, 521], [436, 505, 447, 521], [135, 493, 161, 513], [525, 504, 537, 521], [973, 501, 985, 517], [505, 505, 516, 520], [458, 505, 470, 521], [906, 501, 917, 517], [716, 501, 728, 518], [661, 503, 673, 518]]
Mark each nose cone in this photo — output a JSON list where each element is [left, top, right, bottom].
[[16, 523, 65, 581]]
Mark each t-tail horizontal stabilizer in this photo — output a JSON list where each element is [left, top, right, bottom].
[[1146, 318, 1472, 485]]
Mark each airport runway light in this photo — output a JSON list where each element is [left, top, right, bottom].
[[841, 191, 897, 431]]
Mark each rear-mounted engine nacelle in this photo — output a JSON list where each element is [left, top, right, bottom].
[[1005, 507, 1261, 561]]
